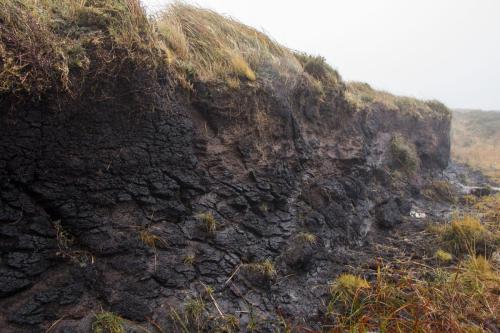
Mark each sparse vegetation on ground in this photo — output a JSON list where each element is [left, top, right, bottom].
[[325, 194, 499, 332]]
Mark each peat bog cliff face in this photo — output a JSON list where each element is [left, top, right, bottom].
[[0, 1, 451, 332]]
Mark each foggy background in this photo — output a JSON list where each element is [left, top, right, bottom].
[[143, 0, 500, 110]]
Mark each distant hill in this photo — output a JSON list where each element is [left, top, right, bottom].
[[451, 109, 500, 183]]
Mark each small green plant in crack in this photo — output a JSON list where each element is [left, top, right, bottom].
[[196, 212, 218, 234], [54, 220, 74, 253], [170, 296, 207, 333], [295, 232, 317, 245], [92, 311, 124, 333], [53, 220, 93, 266], [435, 249, 453, 263], [183, 254, 195, 265], [259, 202, 269, 213]]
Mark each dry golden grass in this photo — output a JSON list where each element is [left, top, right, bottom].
[[243, 259, 277, 279], [155, 3, 301, 84], [195, 212, 218, 234]]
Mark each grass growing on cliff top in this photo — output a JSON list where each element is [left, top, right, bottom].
[[347, 81, 451, 118], [0, 0, 164, 104], [155, 2, 307, 86], [1, 0, 450, 121], [0, 0, 343, 105]]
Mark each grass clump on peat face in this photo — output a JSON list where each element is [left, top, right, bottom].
[[422, 180, 456, 203], [390, 133, 420, 173], [195, 212, 218, 234], [243, 259, 277, 280], [295, 232, 318, 245], [92, 311, 124, 333]]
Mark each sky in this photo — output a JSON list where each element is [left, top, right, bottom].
[[143, 0, 500, 110]]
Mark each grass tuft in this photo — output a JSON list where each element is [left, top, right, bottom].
[[435, 249, 453, 262], [244, 259, 277, 279], [92, 311, 124, 333], [139, 229, 166, 248], [295, 232, 317, 245], [329, 274, 370, 302], [326, 258, 499, 332], [195, 212, 218, 234], [390, 134, 419, 173], [441, 216, 495, 255]]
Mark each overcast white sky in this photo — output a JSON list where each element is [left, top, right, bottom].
[[143, 0, 500, 110]]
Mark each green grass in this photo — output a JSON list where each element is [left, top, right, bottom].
[[346, 81, 451, 119], [435, 249, 453, 262], [92, 312, 124, 333], [390, 134, 420, 173]]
